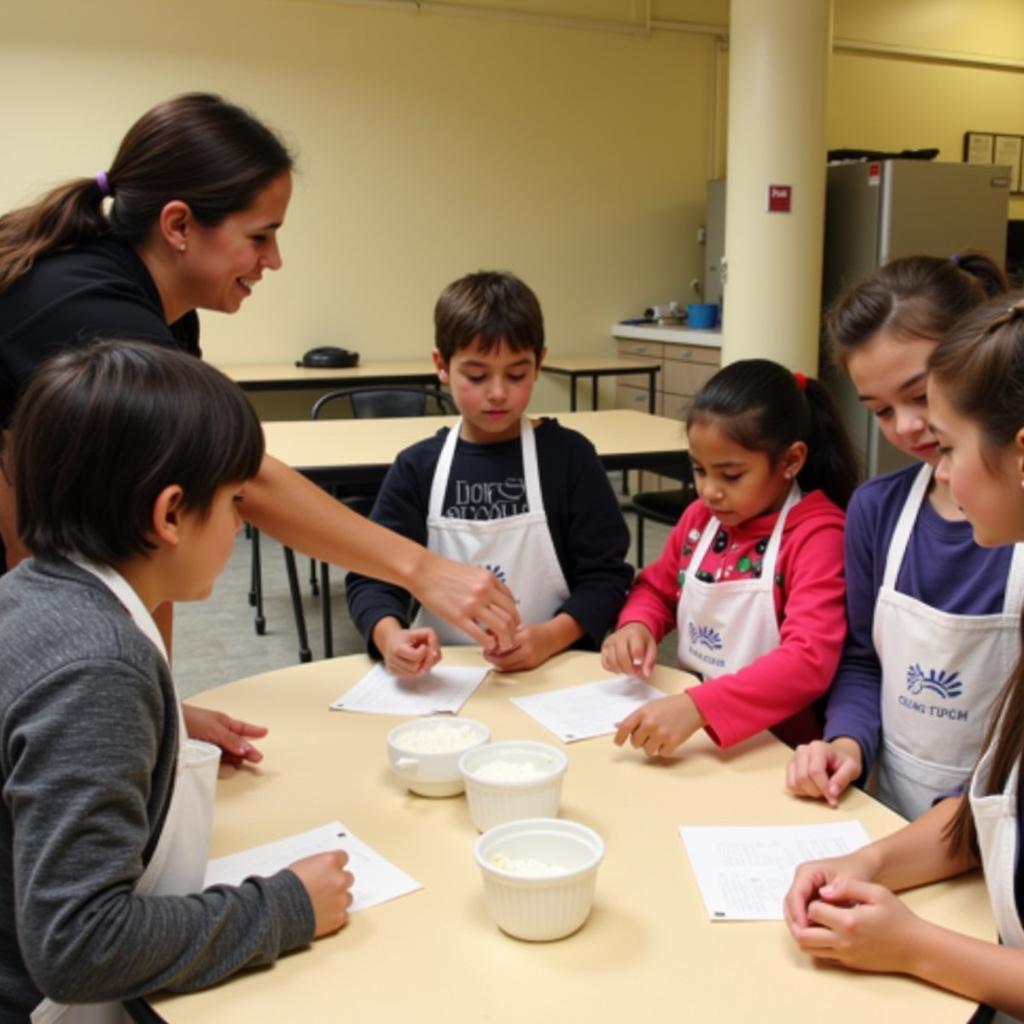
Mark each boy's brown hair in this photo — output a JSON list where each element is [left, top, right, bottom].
[[434, 271, 544, 363], [14, 340, 264, 563]]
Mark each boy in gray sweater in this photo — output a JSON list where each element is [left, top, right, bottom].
[[0, 342, 353, 1022]]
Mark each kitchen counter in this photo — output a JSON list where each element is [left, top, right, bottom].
[[611, 323, 722, 348]]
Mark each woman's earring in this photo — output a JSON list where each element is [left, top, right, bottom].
[[178, 243, 187, 252]]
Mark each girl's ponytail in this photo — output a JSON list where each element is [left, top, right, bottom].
[[688, 359, 862, 510], [0, 178, 107, 292], [797, 376, 861, 510]]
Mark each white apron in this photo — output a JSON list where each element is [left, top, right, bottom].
[[969, 743, 1024, 1024], [31, 563, 220, 1024], [413, 417, 570, 645], [874, 464, 1024, 820], [676, 485, 800, 678]]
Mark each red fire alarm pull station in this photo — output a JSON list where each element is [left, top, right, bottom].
[[767, 184, 792, 212]]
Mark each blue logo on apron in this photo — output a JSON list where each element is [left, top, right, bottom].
[[906, 664, 963, 700], [689, 623, 723, 652]]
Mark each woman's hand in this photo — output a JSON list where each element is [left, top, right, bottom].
[[786, 737, 864, 808], [182, 704, 268, 765], [601, 622, 658, 679], [613, 693, 704, 757], [413, 553, 519, 651]]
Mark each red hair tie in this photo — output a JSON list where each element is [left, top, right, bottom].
[[794, 371, 808, 391]]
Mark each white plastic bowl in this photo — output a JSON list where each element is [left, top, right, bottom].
[[459, 740, 568, 832], [387, 717, 490, 797], [474, 818, 605, 941]]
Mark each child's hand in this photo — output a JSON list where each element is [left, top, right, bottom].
[[601, 622, 658, 679], [381, 626, 442, 677], [182, 704, 268, 765], [783, 850, 878, 929], [613, 693, 704, 757], [787, 875, 926, 974], [484, 624, 551, 673], [288, 850, 354, 938], [786, 738, 864, 808]]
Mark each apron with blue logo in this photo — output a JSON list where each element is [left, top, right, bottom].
[[874, 464, 1024, 820], [413, 417, 570, 645], [676, 485, 799, 679]]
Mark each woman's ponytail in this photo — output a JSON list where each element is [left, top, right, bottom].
[[0, 178, 107, 291]]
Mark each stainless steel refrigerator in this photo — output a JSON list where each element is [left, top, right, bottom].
[[821, 159, 1010, 476]]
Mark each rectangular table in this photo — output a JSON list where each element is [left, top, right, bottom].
[[542, 356, 660, 413], [157, 650, 994, 1022], [262, 408, 689, 487], [217, 359, 438, 392]]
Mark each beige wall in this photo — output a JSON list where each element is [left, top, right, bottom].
[[1, 0, 718, 411], [830, 0, 1024, 221], [2, 0, 1021, 412]]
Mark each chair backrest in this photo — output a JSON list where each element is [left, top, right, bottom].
[[310, 386, 457, 420]]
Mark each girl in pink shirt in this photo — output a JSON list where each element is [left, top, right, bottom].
[[603, 358, 859, 756]]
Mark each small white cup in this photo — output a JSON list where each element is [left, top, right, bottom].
[[387, 718, 490, 797], [459, 740, 567, 831], [474, 818, 605, 941]]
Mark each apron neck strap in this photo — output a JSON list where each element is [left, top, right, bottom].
[[881, 463, 933, 590], [690, 482, 801, 574]]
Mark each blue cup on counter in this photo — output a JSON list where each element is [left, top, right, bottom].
[[686, 303, 719, 329]]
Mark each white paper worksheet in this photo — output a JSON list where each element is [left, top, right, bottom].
[[510, 675, 664, 742], [204, 820, 422, 913], [679, 821, 872, 921], [331, 663, 490, 715]]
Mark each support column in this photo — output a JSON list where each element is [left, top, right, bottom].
[[721, 0, 833, 372]]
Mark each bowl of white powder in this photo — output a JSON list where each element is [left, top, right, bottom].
[[473, 818, 605, 940], [386, 717, 490, 797], [458, 740, 568, 831]]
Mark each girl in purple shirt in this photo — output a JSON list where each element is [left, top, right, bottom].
[[787, 252, 1016, 819]]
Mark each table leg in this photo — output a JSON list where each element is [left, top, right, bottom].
[[591, 374, 598, 411], [648, 369, 656, 414], [570, 375, 578, 412]]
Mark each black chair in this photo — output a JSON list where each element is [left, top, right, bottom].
[[284, 386, 457, 662], [626, 485, 697, 567]]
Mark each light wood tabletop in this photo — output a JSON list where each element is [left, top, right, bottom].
[[216, 359, 438, 391], [261, 408, 689, 484], [541, 356, 661, 412], [156, 650, 994, 1022]]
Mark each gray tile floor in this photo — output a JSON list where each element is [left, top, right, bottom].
[[173, 490, 675, 699]]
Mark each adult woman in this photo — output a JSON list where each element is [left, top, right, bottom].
[[0, 93, 517, 755]]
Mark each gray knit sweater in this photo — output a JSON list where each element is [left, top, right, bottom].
[[0, 558, 314, 1022]]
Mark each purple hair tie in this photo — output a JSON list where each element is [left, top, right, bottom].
[[950, 252, 961, 266], [94, 171, 111, 198]]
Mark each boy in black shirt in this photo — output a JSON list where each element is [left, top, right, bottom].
[[346, 271, 633, 674]]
